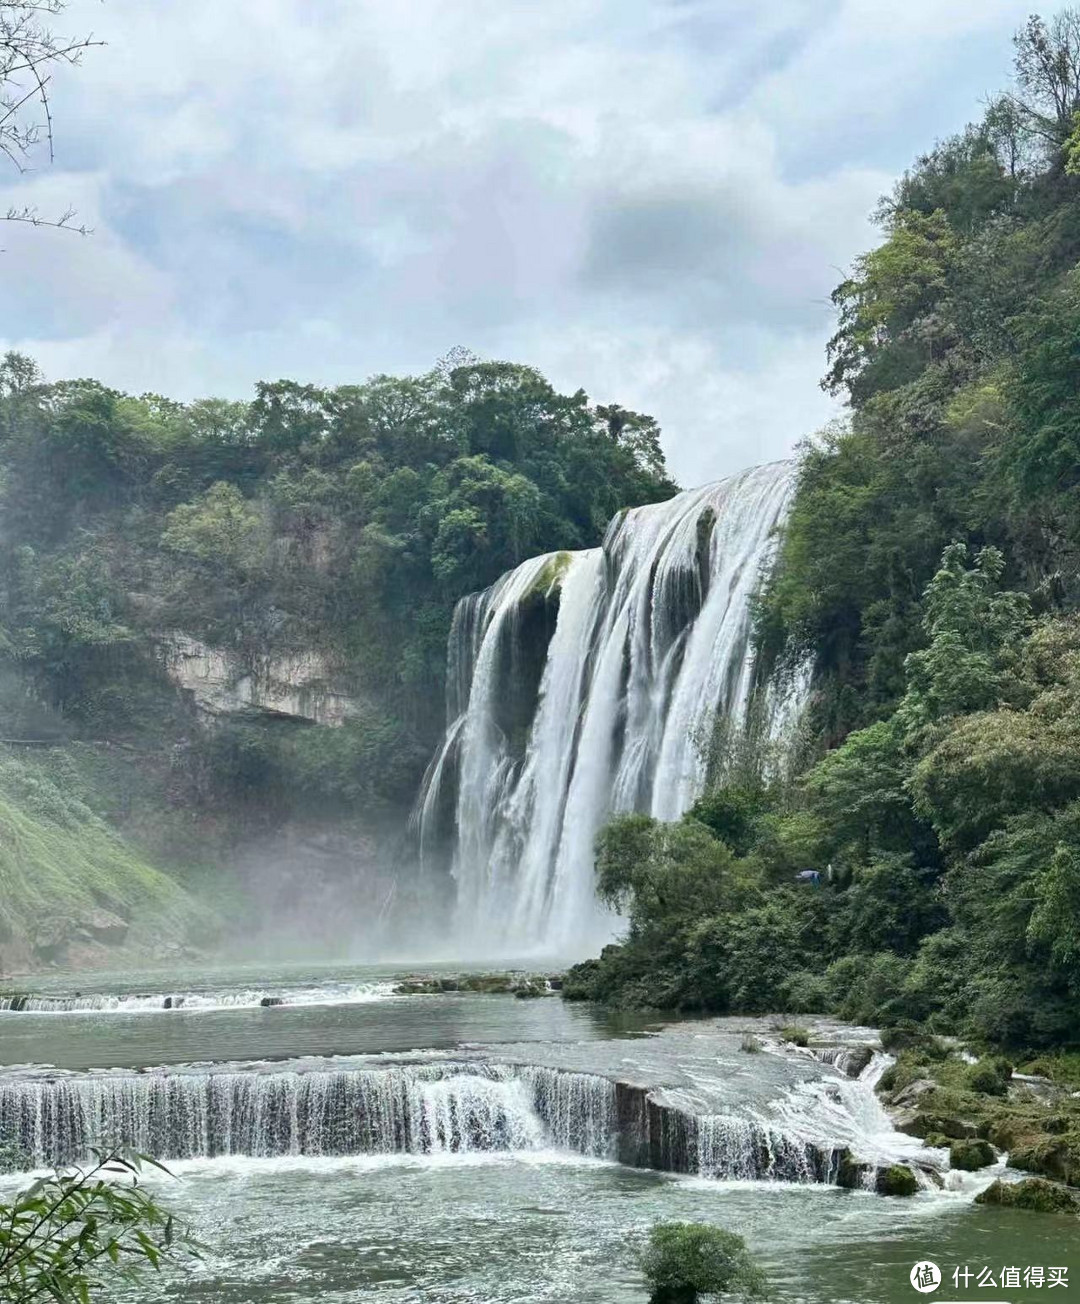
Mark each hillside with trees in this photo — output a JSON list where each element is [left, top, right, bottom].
[[0, 354, 674, 969], [569, 11, 1080, 1052]]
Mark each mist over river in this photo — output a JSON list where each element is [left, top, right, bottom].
[[3, 962, 1079, 1303]]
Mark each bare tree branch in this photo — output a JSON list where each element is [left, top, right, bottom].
[[0, 1, 103, 230]]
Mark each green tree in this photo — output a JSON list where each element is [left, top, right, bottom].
[[639, 1223, 767, 1304]]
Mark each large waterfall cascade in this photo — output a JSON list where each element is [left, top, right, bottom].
[[417, 460, 809, 956]]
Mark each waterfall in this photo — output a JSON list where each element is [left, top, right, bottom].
[[0, 1064, 619, 1170], [417, 460, 807, 956], [0, 1061, 876, 1186]]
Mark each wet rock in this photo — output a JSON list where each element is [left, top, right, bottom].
[[839, 1045, 874, 1078], [514, 983, 545, 1000], [949, 1139, 996, 1171], [259, 996, 284, 1007], [1010, 1133, 1080, 1187], [976, 1178, 1079, 1215], [888, 1079, 938, 1109], [893, 1111, 976, 1141], [835, 1148, 871, 1189], [876, 1165, 918, 1197]]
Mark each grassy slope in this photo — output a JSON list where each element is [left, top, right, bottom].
[[0, 749, 207, 973]]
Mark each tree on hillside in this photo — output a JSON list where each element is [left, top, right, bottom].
[[1011, 10, 1080, 147], [1, 0, 101, 231]]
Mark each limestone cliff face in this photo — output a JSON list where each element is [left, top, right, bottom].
[[162, 634, 360, 726]]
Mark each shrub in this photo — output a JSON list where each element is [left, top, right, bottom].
[[778, 1025, 810, 1047], [967, 1060, 1009, 1096], [639, 1223, 768, 1304]]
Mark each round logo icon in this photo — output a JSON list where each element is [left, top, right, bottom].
[[910, 1262, 941, 1294]]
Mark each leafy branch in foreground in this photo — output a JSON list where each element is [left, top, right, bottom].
[[0, 1147, 194, 1302]]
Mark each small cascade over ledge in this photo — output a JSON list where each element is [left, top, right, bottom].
[[416, 460, 809, 957], [0, 1045, 924, 1191]]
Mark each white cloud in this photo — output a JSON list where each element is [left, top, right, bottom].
[[0, 0, 1068, 484]]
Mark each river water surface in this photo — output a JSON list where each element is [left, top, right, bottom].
[[2, 961, 1079, 1303]]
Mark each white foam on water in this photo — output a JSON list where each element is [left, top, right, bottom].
[[0, 982, 399, 1015]]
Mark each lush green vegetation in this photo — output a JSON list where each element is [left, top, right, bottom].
[[638, 1223, 767, 1304], [0, 749, 204, 970], [0, 1149, 190, 1302], [0, 350, 673, 964], [569, 12, 1080, 1053]]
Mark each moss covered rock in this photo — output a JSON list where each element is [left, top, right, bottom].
[[1010, 1133, 1080, 1187], [894, 1111, 977, 1141], [876, 1165, 918, 1197], [949, 1139, 996, 1171], [967, 1061, 1010, 1097], [976, 1179, 1079, 1215], [880, 1023, 947, 1057]]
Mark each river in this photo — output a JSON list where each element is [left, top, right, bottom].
[[2, 961, 1078, 1303]]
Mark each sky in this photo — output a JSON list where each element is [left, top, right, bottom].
[[0, 0, 1069, 486]]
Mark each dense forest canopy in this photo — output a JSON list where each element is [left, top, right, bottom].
[[569, 11, 1080, 1051]]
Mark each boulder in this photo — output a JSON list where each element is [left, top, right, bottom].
[[1010, 1134, 1080, 1187], [78, 908, 128, 947], [889, 1079, 939, 1109], [877, 1165, 918, 1197], [976, 1178, 1079, 1215], [893, 1111, 976, 1141], [259, 996, 284, 1007], [835, 1149, 871, 1189], [839, 1045, 874, 1078], [949, 1139, 996, 1171]]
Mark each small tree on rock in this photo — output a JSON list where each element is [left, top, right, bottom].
[[639, 1222, 768, 1304]]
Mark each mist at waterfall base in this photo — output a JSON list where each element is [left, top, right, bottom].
[[407, 460, 809, 964]]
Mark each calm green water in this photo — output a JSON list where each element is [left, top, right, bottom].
[[0, 961, 661, 1070], [4, 962, 1080, 1303]]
